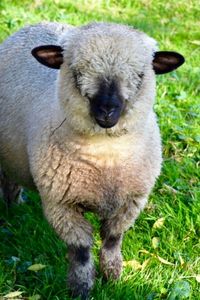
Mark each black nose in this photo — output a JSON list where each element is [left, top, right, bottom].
[[97, 106, 116, 120], [94, 106, 121, 128], [89, 78, 124, 129]]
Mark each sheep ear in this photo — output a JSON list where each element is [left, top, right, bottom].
[[153, 51, 185, 74], [31, 45, 64, 69]]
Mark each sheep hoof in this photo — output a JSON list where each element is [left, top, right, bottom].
[[67, 262, 95, 300], [100, 247, 123, 280], [69, 282, 90, 299]]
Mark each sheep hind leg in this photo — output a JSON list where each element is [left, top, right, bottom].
[[100, 225, 123, 280], [0, 168, 21, 206], [100, 197, 146, 280]]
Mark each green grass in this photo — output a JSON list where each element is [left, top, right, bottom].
[[0, 0, 199, 299]]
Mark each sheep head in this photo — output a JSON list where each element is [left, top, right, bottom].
[[32, 23, 184, 136]]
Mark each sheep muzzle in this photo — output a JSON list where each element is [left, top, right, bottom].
[[89, 79, 124, 128]]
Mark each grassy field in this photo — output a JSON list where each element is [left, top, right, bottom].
[[0, 0, 199, 299]]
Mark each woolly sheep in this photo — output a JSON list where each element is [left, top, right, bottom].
[[0, 22, 184, 299]]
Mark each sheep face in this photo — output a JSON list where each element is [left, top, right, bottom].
[[58, 24, 157, 136], [32, 23, 184, 136]]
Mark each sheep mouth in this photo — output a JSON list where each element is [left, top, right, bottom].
[[94, 109, 121, 128], [95, 117, 118, 128]]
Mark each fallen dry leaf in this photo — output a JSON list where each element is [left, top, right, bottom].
[[152, 237, 160, 249], [139, 249, 151, 255], [123, 259, 142, 270], [139, 249, 174, 266], [163, 184, 179, 194], [179, 254, 185, 267], [28, 264, 46, 272], [4, 291, 23, 298], [189, 40, 200, 45], [153, 217, 165, 229], [196, 275, 200, 283], [157, 255, 174, 266]]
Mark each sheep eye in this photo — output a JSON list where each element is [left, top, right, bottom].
[[138, 72, 144, 80], [136, 72, 144, 90], [72, 70, 82, 90]]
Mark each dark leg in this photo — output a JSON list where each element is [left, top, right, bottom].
[[0, 168, 21, 206], [68, 245, 95, 299], [100, 197, 147, 280], [43, 203, 95, 299], [100, 222, 123, 280]]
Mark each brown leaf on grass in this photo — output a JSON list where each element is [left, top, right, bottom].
[[139, 249, 174, 266], [190, 40, 200, 46], [124, 256, 151, 271], [153, 217, 165, 229], [163, 184, 179, 194], [28, 264, 46, 272], [4, 291, 23, 298], [196, 275, 200, 283], [123, 259, 142, 270], [157, 255, 174, 266], [179, 254, 185, 267], [152, 237, 160, 249], [139, 249, 151, 255]]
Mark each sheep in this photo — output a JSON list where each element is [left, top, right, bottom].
[[0, 22, 184, 299]]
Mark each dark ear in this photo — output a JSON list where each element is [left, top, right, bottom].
[[31, 45, 64, 69], [153, 51, 185, 74]]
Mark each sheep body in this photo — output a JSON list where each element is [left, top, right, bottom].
[[0, 22, 161, 220], [0, 21, 183, 299], [0, 23, 70, 186]]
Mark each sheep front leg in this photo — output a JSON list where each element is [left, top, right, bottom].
[[43, 203, 95, 299], [67, 244, 95, 300], [100, 197, 146, 280]]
